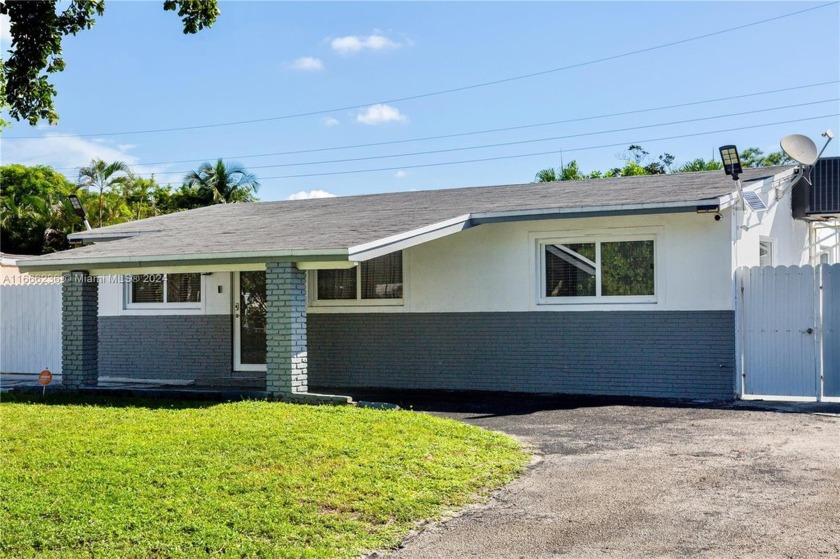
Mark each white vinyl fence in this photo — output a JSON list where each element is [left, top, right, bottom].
[[736, 264, 840, 402], [0, 284, 63, 374]]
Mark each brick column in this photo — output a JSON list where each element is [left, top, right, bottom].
[[265, 262, 308, 395], [61, 271, 98, 389]]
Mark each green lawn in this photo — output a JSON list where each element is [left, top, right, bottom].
[[0, 395, 527, 558]]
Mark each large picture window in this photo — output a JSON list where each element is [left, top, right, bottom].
[[317, 252, 403, 302], [128, 273, 201, 306], [541, 238, 655, 302]]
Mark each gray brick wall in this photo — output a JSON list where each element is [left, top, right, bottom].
[[98, 315, 254, 387], [309, 311, 736, 399], [62, 272, 99, 389], [264, 262, 308, 394]]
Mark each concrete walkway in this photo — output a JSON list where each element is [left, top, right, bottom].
[[372, 393, 840, 558]]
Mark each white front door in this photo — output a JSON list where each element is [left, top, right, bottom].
[[233, 271, 267, 372]]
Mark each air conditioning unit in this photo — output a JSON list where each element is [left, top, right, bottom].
[[792, 157, 840, 220]]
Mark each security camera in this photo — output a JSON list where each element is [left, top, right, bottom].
[[714, 214, 722, 222]]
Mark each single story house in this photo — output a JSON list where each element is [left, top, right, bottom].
[[18, 164, 829, 400]]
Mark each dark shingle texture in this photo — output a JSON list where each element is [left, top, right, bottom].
[[27, 167, 787, 264]]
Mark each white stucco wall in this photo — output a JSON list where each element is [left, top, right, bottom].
[[310, 211, 735, 313], [98, 272, 231, 317], [731, 174, 810, 269], [810, 221, 840, 264], [96, 173, 817, 318]]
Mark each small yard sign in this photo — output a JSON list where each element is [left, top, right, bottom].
[[39, 369, 52, 385], [39, 369, 52, 395]]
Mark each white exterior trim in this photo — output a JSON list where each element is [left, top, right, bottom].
[[348, 215, 471, 261], [233, 272, 267, 373], [309, 252, 407, 309], [530, 226, 663, 310]]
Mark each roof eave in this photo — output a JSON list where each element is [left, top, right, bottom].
[[17, 248, 349, 274]]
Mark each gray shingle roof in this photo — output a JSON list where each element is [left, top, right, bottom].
[[20, 167, 789, 269]]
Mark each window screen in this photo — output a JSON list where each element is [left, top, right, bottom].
[[167, 273, 201, 303], [316, 252, 404, 301], [362, 252, 403, 299], [543, 239, 655, 299], [317, 268, 357, 300], [601, 241, 654, 296], [131, 276, 164, 303], [545, 243, 596, 297], [130, 274, 201, 304]]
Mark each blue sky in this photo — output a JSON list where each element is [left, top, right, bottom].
[[2, 1, 839, 201]]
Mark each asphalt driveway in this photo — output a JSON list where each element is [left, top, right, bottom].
[[361, 393, 840, 558]]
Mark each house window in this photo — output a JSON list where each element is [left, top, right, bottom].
[[759, 238, 774, 267], [128, 273, 201, 306], [541, 238, 655, 302], [317, 252, 403, 301]]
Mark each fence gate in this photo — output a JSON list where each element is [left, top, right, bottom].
[[737, 264, 839, 401], [0, 284, 63, 375]]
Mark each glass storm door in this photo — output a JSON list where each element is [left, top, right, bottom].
[[234, 271, 267, 371]]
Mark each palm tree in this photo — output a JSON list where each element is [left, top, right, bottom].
[[77, 159, 131, 227], [184, 159, 260, 204], [535, 168, 558, 183]]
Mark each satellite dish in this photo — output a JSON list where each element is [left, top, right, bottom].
[[780, 134, 818, 166]]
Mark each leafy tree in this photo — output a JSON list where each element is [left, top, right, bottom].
[[535, 144, 790, 183], [535, 160, 603, 182], [120, 175, 170, 220], [535, 168, 559, 182], [0, 0, 219, 126], [675, 158, 723, 173], [0, 164, 78, 254], [184, 159, 260, 204], [77, 159, 131, 227], [739, 147, 793, 167]]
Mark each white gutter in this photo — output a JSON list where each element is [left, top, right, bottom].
[[470, 199, 714, 222], [18, 248, 349, 273]]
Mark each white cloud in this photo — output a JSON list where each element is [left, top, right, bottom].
[[330, 32, 404, 55], [2, 134, 141, 170], [288, 190, 337, 200], [286, 56, 324, 71], [356, 104, 408, 125], [1, 134, 176, 184], [394, 170, 407, 178], [0, 12, 10, 46], [322, 117, 340, 128]]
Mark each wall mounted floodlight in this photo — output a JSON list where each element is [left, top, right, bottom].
[[67, 194, 93, 231], [719, 145, 742, 181]]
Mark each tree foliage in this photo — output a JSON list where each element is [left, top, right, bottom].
[[184, 159, 260, 204], [0, 0, 219, 126], [0, 159, 258, 255], [1, 164, 79, 254], [535, 144, 785, 183], [77, 158, 131, 227]]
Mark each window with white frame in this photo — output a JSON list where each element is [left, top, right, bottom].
[[540, 238, 655, 302], [759, 238, 774, 267], [316, 252, 403, 302], [127, 273, 201, 306]]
